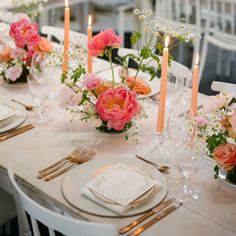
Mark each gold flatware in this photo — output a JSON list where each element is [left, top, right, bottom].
[[119, 198, 174, 234], [127, 203, 182, 236], [38, 148, 90, 179], [0, 124, 33, 138], [44, 150, 96, 181], [0, 124, 34, 142], [135, 155, 170, 173], [38, 146, 84, 174], [11, 99, 33, 111]]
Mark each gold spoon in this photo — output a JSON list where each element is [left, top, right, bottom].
[[11, 99, 33, 111], [135, 154, 170, 173]]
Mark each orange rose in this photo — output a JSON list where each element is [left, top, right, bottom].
[[213, 143, 236, 170], [221, 112, 236, 139], [125, 76, 151, 95], [0, 47, 12, 62], [94, 82, 113, 95], [36, 37, 52, 53]]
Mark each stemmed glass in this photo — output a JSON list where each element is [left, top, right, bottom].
[[145, 72, 190, 165], [27, 52, 53, 123], [167, 91, 205, 201]]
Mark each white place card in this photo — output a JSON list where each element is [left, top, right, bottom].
[[86, 163, 158, 206]]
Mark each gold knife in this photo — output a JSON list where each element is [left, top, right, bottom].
[[127, 203, 181, 236], [0, 125, 34, 142], [0, 124, 33, 138], [119, 198, 174, 234]]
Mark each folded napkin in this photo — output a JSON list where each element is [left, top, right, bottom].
[[81, 163, 162, 215]]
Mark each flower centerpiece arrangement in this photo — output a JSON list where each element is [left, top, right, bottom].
[[0, 17, 53, 83], [59, 9, 200, 138], [194, 92, 236, 184]]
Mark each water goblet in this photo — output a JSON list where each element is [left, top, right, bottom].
[[27, 52, 53, 123]]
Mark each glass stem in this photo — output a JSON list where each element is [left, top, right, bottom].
[[183, 177, 191, 195]]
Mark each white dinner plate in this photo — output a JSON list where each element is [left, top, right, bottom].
[[0, 103, 16, 122], [61, 157, 168, 218], [97, 67, 160, 99], [0, 100, 27, 133]]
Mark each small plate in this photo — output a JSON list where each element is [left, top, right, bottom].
[[61, 157, 168, 218], [0, 100, 27, 133], [0, 103, 16, 122]]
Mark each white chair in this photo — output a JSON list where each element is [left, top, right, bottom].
[[211, 81, 236, 96], [7, 165, 117, 236], [40, 26, 88, 50], [154, 0, 202, 69], [199, 0, 236, 82], [118, 48, 192, 87]]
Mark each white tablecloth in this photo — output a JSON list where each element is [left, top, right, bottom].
[[0, 59, 235, 236]]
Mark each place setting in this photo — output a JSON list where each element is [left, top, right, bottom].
[[0, 99, 34, 142]]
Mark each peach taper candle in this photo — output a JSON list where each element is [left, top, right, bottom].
[[63, 0, 70, 73], [156, 36, 169, 133], [87, 15, 92, 73], [191, 54, 199, 116]]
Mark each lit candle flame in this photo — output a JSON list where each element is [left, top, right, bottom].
[[195, 54, 199, 65], [165, 36, 169, 47], [88, 15, 92, 26], [65, 0, 68, 8]]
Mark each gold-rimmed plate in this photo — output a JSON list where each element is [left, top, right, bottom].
[[61, 157, 168, 218]]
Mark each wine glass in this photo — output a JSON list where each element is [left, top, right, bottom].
[[167, 91, 205, 201], [28, 52, 53, 123]]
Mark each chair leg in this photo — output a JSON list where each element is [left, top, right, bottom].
[[5, 221, 11, 235], [199, 37, 209, 84], [225, 52, 234, 78], [216, 48, 222, 76], [118, 8, 125, 47]]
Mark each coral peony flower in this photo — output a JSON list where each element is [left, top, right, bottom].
[[11, 48, 27, 60], [213, 143, 236, 171], [0, 47, 12, 62], [83, 73, 102, 90], [59, 85, 82, 108], [88, 29, 122, 56], [9, 18, 40, 48], [95, 86, 140, 131], [35, 37, 53, 53], [5, 64, 22, 81], [125, 76, 151, 95], [203, 95, 225, 114]]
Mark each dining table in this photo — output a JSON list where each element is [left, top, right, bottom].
[[0, 56, 235, 236]]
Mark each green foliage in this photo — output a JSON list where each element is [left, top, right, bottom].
[[140, 47, 151, 59], [61, 72, 67, 84], [96, 121, 133, 134], [131, 31, 142, 45], [71, 65, 86, 83], [227, 166, 236, 184], [206, 131, 228, 156]]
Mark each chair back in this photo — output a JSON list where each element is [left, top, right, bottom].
[[155, 0, 201, 33], [41, 26, 87, 50], [7, 165, 117, 236], [211, 81, 236, 96]]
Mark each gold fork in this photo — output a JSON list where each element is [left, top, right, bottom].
[[44, 150, 96, 181], [38, 147, 85, 174], [38, 148, 88, 179]]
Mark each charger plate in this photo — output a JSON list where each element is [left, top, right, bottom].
[[61, 157, 168, 218], [0, 100, 27, 133]]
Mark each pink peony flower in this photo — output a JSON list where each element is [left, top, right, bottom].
[[5, 64, 22, 81], [9, 19, 40, 48], [11, 48, 27, 60], [83, 73, 102, 90], [194, 116, 207, 127], [88, 29, 122, 56], [59, 85, 82, 108], [203, 95, 225, 114], [95, 86, 140, 131]]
